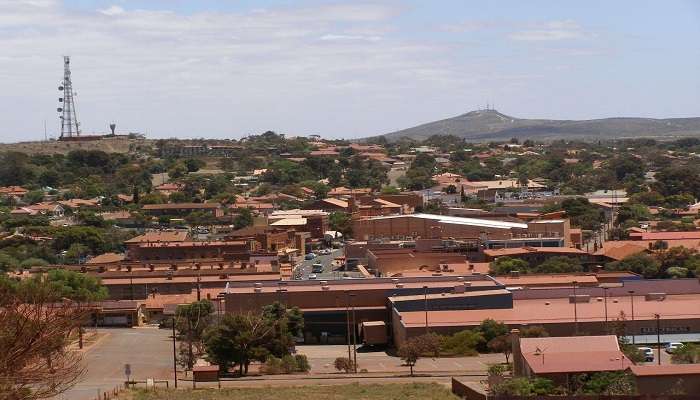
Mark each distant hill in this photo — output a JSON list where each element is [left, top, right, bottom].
[[379, 109, 700, 142]]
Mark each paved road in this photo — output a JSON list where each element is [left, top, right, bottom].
[[56, 328, 173, 400]]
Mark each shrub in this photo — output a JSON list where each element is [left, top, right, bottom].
[[281, 354, 297, 374], [262, 356, 284, 374], [334, 357, 354, 373], [441, 329, 484, 356], [294, 354, 310, 372]]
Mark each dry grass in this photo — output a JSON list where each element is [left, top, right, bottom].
[[127, 382, 458, 400]]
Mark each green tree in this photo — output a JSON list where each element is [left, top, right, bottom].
[[534, 256, 583, 274], [606, 253, 660, 278], [492, 377, 562, 395], [398, 339, 421, 376], [329, 212, 353, 237], [184, 158, 205, 173], [261, 302, 304, 357], [489, 257, 529, 275], [26, 269, 109, 301], [204, 312, 274, 376], [478, 319, 508, 348], [441, 330, 484, 356], [22, 190, 45, 205], [0, 253, 20, 272], [487, 335, 512, 364], [575, 371, 637, 395], [176, 300, 214, 370], [233, 208, 254, 229]]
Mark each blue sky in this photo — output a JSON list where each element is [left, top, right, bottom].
[[1, 0, 699, 141]]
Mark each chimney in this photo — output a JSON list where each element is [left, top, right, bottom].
[[511, 329, 523, 377]]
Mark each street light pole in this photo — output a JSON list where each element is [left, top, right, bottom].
[[423, 285, 429, 335], [172, 317, 178, 388], [350, 293, 357, 373], [655, 313, 662, 365], [345, 291, 352, 371], [603, 287, 609, 332], [628, 290, 636, 344], [572, 281, 578, 336]]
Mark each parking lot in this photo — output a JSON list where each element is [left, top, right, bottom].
[[295, 248, 363, 280]]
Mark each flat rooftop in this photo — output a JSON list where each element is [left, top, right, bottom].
[[362, 213, 528, 230], [397, 293, 700, 328], [389, 289, 510, 303], [225, 276, 500, 294]]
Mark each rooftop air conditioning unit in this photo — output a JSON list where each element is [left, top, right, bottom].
[[569, 295, 591, 303], [645, 293, 666, 301]]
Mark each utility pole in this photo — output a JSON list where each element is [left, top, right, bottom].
[[628, 290, 636, 344], [345, 292, 352, 371], [655, 313, 661, 365], [603, 287, 609, 332], [572, 281, 578, 336], [172, 317, 178, 388], [350, 293, 357, 373]]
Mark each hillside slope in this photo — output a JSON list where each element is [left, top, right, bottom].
[[380, 110, 700, 141]]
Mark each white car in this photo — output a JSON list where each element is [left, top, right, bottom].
[[638, 347, 654, 362], [308, 274, 317, 280], [665, 342, 684, 353]]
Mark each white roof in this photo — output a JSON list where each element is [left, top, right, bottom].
[[270, 218, 307, 226], [365, 213, 528, 230]]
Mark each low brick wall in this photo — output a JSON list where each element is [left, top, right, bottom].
[[452, 378, 487, 400]]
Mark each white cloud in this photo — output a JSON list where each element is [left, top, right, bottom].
[[441, 20, 495, 33], [320, 34, 381, 42], [509, 19, 591, 41], [99, 5, 125, 16]]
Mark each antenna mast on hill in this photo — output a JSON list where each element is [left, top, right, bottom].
[[58, 56, 80, 138]]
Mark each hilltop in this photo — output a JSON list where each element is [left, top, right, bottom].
[[379, 109, 700, 142]]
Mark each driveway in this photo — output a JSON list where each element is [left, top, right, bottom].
[[56, 328, 174, 400]]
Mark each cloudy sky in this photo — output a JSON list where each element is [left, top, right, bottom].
[[2, 0, 699, 142]]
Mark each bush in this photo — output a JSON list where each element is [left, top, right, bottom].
[[20, 257, 49, 269], [262, 356, 284, 374], [294, 354, 310, 372], [281, 354, 297, 374], [262, 354, 310, 374], [441, 330, 484, 356], [492, 377, 564, 395], [334, 357, 354, 373]]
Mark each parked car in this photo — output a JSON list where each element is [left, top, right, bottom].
[[304, 253, 316, 260], [665, 342, 684, 353], [638, 347, 654, 362], [311, 263, 324, 273], [319, 248, 331, 255], [308, 274, 317, 280]]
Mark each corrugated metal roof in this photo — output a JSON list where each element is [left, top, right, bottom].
[[366, 213, 528, 230], [270, 218, 307, 226]]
